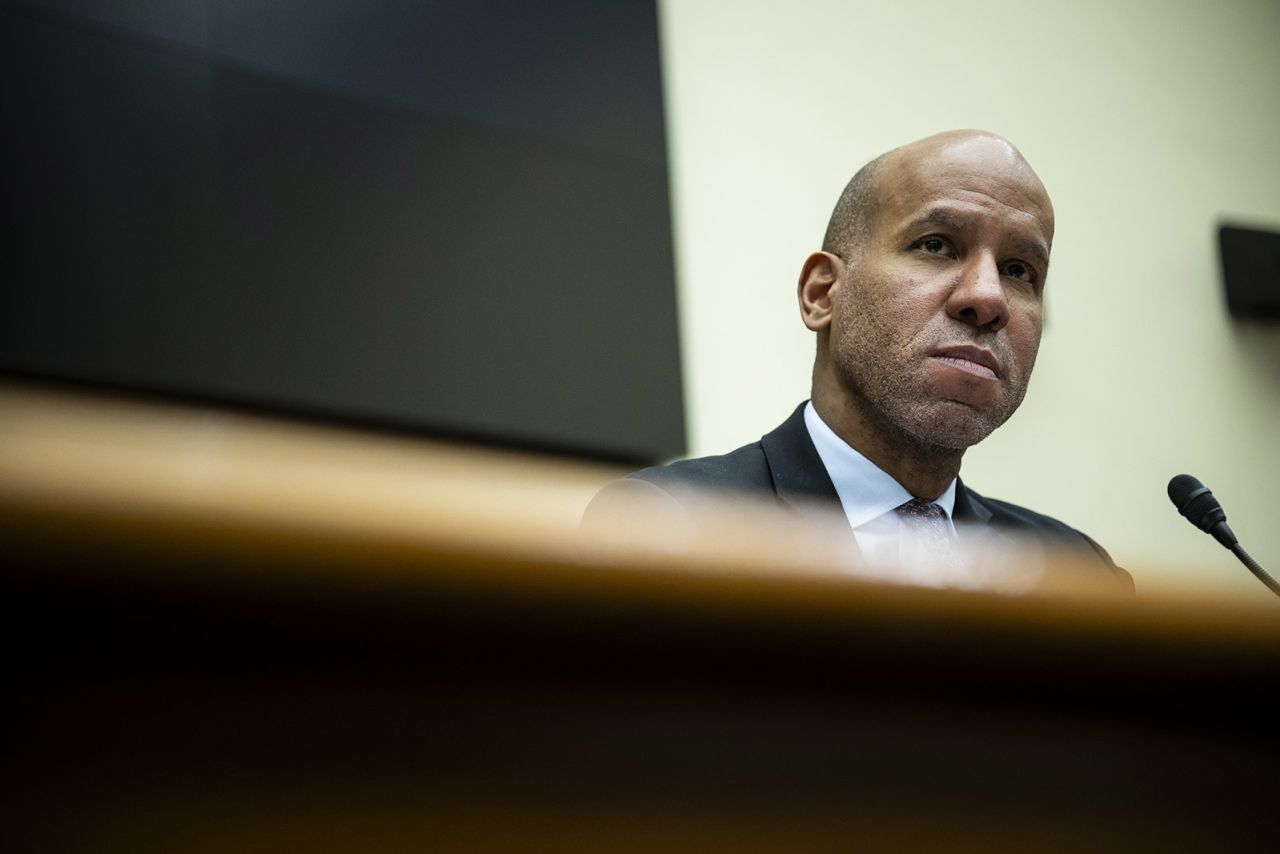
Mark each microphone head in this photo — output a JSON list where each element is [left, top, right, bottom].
[[1167, 473, 1204, 508], [1167, 473, 1228, 534]]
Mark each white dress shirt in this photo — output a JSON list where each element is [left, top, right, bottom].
[[803, 401, 959, 572]]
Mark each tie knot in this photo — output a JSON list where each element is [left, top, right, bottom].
[[895, 497, 947, 523]]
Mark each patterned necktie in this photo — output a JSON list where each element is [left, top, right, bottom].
[[894, 498, 963, 577], [895, 497, 948, 525]]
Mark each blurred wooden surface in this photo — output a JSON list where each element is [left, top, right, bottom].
[[4, 378, 1279, 852]]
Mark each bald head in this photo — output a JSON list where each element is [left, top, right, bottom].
[[822, 130, 1052, 259], [799, 128, 1056, 485]]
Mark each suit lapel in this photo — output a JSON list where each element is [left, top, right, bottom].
[[758, 403, 844, 521], [953, 478, 992, 525], [954, 479, 1021, 558]]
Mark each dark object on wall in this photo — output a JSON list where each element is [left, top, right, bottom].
[[2, 1, 683, 463], [1220, 224, 1280, 320]]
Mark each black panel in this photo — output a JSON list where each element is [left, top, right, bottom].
[[2, 1, 684, 461], [1220, 224, 1280, 321]]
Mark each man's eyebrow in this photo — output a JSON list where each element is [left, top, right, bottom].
[[1009, 236, 1051, 270], [902, 208, 969, 233], [900, 207, 1050, 268]]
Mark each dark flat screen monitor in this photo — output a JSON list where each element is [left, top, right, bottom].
[[3, 0, 684, 462]]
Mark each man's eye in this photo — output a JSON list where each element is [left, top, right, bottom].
[[917, 236, 953, 256], [1002, 260, 1037, 284]]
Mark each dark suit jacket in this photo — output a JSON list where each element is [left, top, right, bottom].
[[585, 402, 1133, 592]]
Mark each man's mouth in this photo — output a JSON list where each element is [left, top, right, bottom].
[[931, 346, 1001, 380]]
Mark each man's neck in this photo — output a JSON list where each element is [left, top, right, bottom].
[[810, 392, 963, 502]]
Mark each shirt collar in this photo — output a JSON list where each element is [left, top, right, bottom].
[[802, 401, 957, 528]]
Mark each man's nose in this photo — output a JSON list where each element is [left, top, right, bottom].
[[945, 252, 1009, 332]]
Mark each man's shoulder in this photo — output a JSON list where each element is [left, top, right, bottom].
[[606, 403, 815, 502], [582, 404, 829, 531], [623, 440, 773, 498], [580, 441, 773, 531], [968, 488, 1079, 535], [962, 485, 1134, 591]]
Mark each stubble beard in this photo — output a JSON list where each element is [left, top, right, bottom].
[[832, 325, 1034, 457]]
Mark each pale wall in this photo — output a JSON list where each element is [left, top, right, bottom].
[[656, 0, 1280, 598]]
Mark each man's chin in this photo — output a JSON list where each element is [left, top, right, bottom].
[[899, 401, 1000, 451]]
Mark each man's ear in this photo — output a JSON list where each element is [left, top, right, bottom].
[[797, 251, 843, 332]]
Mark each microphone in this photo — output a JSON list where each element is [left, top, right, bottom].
[[1167, 474, 1279, 598]]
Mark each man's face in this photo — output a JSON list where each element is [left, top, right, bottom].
[[828, 136, 1054, 450]]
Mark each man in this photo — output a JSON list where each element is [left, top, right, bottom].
[[585, 130, 1131, 591]]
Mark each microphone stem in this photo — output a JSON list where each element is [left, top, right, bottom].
[[1230, 544, 1280, 598]]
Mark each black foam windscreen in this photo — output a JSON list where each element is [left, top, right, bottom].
[[1167, 474, 1227, 533]]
